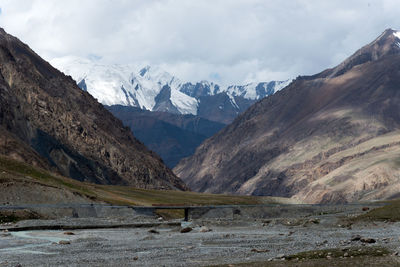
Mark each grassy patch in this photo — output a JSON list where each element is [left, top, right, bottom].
[[0, 156, 98, 198], [215, 247, 395, 267], [351, 199, 400, 222], [0, 156, 55, 183], [217, 256, 399, 267], [92, 184, 279, 206], [285, 246, 391, 261], [0, 209, 42, 223], [0, 155, 289, 207], [155, 209, 185, 220]]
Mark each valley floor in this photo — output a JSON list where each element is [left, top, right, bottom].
[[1, 208, 400, 266]]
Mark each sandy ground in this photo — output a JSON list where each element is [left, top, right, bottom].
[[1, 216, 400, 266]]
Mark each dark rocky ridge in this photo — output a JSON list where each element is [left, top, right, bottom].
[[106, 105, 225, 168], [174, 29, 400, 203], [0, 28, 186, 190], [153, 85, 180, 114], [197, 93, 255, 124]]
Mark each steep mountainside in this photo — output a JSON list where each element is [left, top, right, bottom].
[[51, 56, 291, 124], [175, 29, 400, 203], [0, 28, 186, 190], [197, 93, 255, 124], [106, 105, 225, 168]]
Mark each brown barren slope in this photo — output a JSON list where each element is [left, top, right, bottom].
[[175, 29, 400, 203]]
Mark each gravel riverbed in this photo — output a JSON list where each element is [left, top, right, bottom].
[[1, 215, 400, 266]]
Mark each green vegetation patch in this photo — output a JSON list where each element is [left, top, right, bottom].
[[0, 155, 287, 208], [155, 209, 185, 220], [285, 246, 391, 261], [0, 209, 42, 223], [216, 256, 399, 267], [0, 155, 99, 199], [0, 156, 55, 183], [214, 247, 394, 267], [96, 185, 274, 206], [351, 199, 400, 222]]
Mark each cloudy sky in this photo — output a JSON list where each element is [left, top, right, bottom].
[[1, 0, 400, 85]]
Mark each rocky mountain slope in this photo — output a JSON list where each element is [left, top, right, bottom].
[[174, 28, 400, 203], [51, 56, 291, 124], [106, 105, 225, 168], [0, 28, 186, 190]]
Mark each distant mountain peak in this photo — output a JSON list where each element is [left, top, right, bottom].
[[51, 56, 292, 122], [358, 28, 400, 55], [318, 28, 400, 79], [381, 27, 396, 35], [372, 28, 400, 45]]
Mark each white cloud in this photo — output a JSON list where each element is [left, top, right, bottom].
[[1, 0, 400, 85]]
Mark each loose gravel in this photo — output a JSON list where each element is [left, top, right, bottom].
[[1, 216, 400, 266]]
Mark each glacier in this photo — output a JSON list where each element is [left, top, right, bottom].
[[51, 56, 292, 116]]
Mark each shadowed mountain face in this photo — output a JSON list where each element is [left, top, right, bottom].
[[196, 93, 255, 124], [174, 29, 400, 203], [106, 105, 225, 168], [0, 28, 186, 190]]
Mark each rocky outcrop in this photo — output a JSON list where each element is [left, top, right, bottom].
[[0, 28, 186, 190], [174, 29, 400, 203], [153, 85, 181, 114]]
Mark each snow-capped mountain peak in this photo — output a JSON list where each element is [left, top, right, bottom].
[[224, 80, 291, 100], [51, 56, 292, 117]]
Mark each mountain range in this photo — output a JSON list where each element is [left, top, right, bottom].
[[50, 57, 291, 167], [4, 25, 400, 205], [175, 28, 400, 203], [0, 27, 186, 190], [51, 56, 291, 124]]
